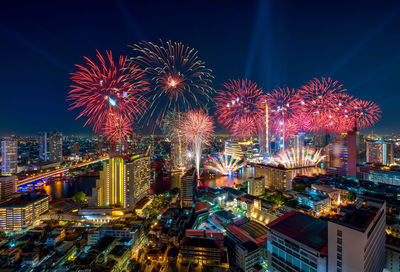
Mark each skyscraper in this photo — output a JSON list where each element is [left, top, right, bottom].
[[366, 140, 394, 165], [0, 176, 16, 200], [92, 157, 126, 207], [1, 140, 18, 175], [126, 156, 151, 209], [180, 168, 196, 208], [90, 156, 151, 209], [39, 132, 63, 162]]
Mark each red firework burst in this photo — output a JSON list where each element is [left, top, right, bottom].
[[180, 110, 215, 143], [349, 99, 382, 129], [68, 50, 148, 133], [130, 40, 214, 124], [215, 79, 266, 136], [103, 112, 133, 143], [298, 77, 346, 132]]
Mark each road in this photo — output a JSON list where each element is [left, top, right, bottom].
[[17, 155, 109, 188]]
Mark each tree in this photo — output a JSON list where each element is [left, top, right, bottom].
[[345, 191, 356, 202], [72, 192, 88, 203]]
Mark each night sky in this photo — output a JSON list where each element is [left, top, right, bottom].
[[1, 0, 400, 135]]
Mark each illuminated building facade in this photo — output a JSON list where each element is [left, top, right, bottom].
[[364, 169, 400, 186], [297, 192, 330, 215], [328, 130, 358, 176], [180, 168, 196, 208], [224, 141, 243, 159], [267, 211, 328, 272], [90, 156, 151, 209], [1, 140, 17, 175], [0, 175, 16, 200], [126, 156, 151, 209], [0, 194, 49, 232], [39, 132, 63, 162], [93, 157, 126, 208], [254, 164, 291, 191], [366, 140, 394, 166], [328, 198, 386, 272], [247, 177, 265, 196]]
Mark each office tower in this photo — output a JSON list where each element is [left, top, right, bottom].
[[294, 132, 305, 151], [180, 168, 196, 208], [126, 156, 151, 209], [267, 211, 328, 272], [0, 193, 49, 232], [328, 198, 386, 272], [39, 132, 48, 161], [0, 176, 16, 200], [247, 177, 265, 196], [366, 140, 394, 165], [39, 132, 63, 162], [90, 156, 151, 209], [356, 134, 366, 164], [71, 142, 80, 156], [1, 140, 18, 175], [93, 157, 126, 207], [327, 129, 357, 177]]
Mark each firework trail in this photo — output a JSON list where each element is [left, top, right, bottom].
[[68, 50, 148, 133], [130, 40, 214, 125], [180, 110, 214, 178], [350, 99, 382, 129]]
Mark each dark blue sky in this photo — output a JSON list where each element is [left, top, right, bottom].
[[1, 0, 399, 135]]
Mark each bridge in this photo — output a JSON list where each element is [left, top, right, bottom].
[[17, 156, 109, 188]]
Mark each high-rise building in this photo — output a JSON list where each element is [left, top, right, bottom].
[[327, 198, 386, 272], [39, 132, 63, 162], [71, 142, 80, 156], [0, 193, 49, 232], [327, 129, 358, 176], [126, 156, 151, 209], [180, 168, 196, 208], [267, 211, 328, 272], [247, 177, 265, 196], [92, 157, 126, 208], [0, 175, 16, 200], [1, 140, 18, 175], [225, 141, 243, 159], [90, 156, 151, 209], [366, 140, 394, 165]]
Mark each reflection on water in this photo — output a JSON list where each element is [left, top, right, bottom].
[[203, 166, 254, 188], [30, 176, 97, 199]]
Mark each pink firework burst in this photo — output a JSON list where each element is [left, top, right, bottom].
[[266, 87, 301, 137], [103, 112, 133, 143], [350, 99, 382, 129], [215, 79, 266, 136], [298, 77, 346, 132], [231, 116, 258, 139], [68, 50, 148, 133]]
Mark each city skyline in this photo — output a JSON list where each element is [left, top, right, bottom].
[[1, 0, 400, 135]]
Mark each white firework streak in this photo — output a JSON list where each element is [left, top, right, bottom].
[[206, 155, 246, 175], [270, 147, 325, 168]]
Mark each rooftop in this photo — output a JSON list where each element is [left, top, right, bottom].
[[181, 237, 220, 249], [0, 193, 48, 207], [268, 211, 328, 254]]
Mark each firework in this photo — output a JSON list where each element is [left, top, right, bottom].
[[231, 116, 258, 139], [270, 146, 325, 169], [350, 99, 382, 129], [161, 111, 186, 137], [298, 77, 346, 132], [68, 50, 148, 133], [215, 79, 265, 137], [206, 154, 246, 176], [129, 40, 214, 124], [103, 112, 133, 144], [180, 110, 215, 178], [266, 87, 301, 138]]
